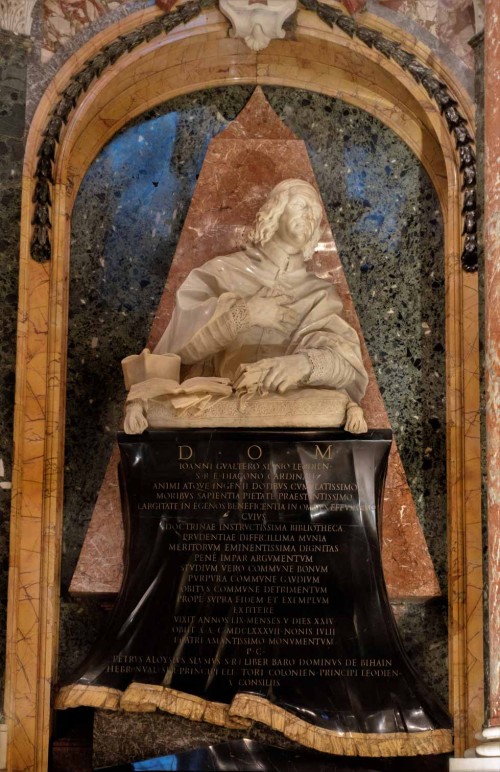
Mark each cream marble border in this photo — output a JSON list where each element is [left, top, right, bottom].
[[5, 3, 481, 768], [55, 683, 453, 756]]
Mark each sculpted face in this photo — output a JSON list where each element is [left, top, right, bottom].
[[275, 187, 323, 251]]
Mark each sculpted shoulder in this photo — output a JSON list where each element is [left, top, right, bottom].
[[186, 250, 258, 280], [291, 268, 343, 303], [204, 250, 254, 275], [174, 250, 259, 297]]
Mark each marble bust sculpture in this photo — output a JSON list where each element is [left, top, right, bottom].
[[123, 179, 369, 433]]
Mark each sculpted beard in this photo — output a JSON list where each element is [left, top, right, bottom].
[[291, 211, 316, 240]]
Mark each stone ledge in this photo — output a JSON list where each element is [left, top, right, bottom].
[[449, 760, 500, 771], [0, 724, 6, 771]]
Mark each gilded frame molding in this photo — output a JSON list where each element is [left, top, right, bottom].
[[5, 3, 481, 768]]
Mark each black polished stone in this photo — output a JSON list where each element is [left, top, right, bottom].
[[96, 738, 451, 771], [61, 429, 450, 747]]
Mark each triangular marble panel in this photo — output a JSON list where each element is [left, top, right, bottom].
[[212, 87, 295, 140], [71, 89, 440, 601]]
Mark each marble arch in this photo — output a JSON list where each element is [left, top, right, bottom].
[[5, 3, 481, 768]]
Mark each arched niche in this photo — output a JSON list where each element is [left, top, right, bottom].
[[5, 3, 481, 768]]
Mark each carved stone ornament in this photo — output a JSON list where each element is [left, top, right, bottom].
[[219, 0, 297, 50], [0, 0, 36, 35]]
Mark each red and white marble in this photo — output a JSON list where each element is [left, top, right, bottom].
[[436, 0, 475, 68], [378, 0, 476, 68], [379, 0, 437, 34], [340, 0, 367, 12], [43, 0, 125, 53]]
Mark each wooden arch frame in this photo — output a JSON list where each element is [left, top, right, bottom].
[[5, 3, 481, 768]]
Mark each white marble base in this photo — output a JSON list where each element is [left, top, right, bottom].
[[0, 724, 6, 771], [449, 760, 500, 771]]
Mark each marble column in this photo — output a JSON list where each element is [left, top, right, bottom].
[[453, 0, 500, 766], [0, 23, 30, 771], [449, 3, 500, 769], [484, 0, 500, 732]]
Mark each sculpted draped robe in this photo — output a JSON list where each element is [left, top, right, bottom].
[[153, 243, 368, 405]]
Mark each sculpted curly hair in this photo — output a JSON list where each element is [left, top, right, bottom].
[[247, 182, 324, 261]]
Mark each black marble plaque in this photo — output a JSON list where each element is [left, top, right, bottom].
[[60, 429, 451, 755]]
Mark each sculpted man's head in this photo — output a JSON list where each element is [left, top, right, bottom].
[[248, 179, 324, 260]]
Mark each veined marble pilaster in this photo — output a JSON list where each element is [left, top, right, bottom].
[[456, 0, 500, 767], [484, 0, 500, 734]]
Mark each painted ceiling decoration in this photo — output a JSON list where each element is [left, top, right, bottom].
[[30, 0, 478, 270]]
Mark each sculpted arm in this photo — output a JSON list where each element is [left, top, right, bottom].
[[294, 310, 369, 403], [175, 296, 249, 364], [300, 347, 367, 432], [300, 348, 358, 390], [173, 292, 299, 364], [297, 323, 369, 433], [234, 316, 368, 400], [233, 349, 357, 394]]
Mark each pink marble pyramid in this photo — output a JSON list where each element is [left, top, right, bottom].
[[71, 88, 440, 601]]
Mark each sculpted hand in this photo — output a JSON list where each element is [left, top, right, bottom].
[[246, 292, 299, 335], [344, 403, 367, 434], [124, 400, 148, 435], [234, 354, 311, 394]]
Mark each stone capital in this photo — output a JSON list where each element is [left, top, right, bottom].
[[0, 0, 36, 36]]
